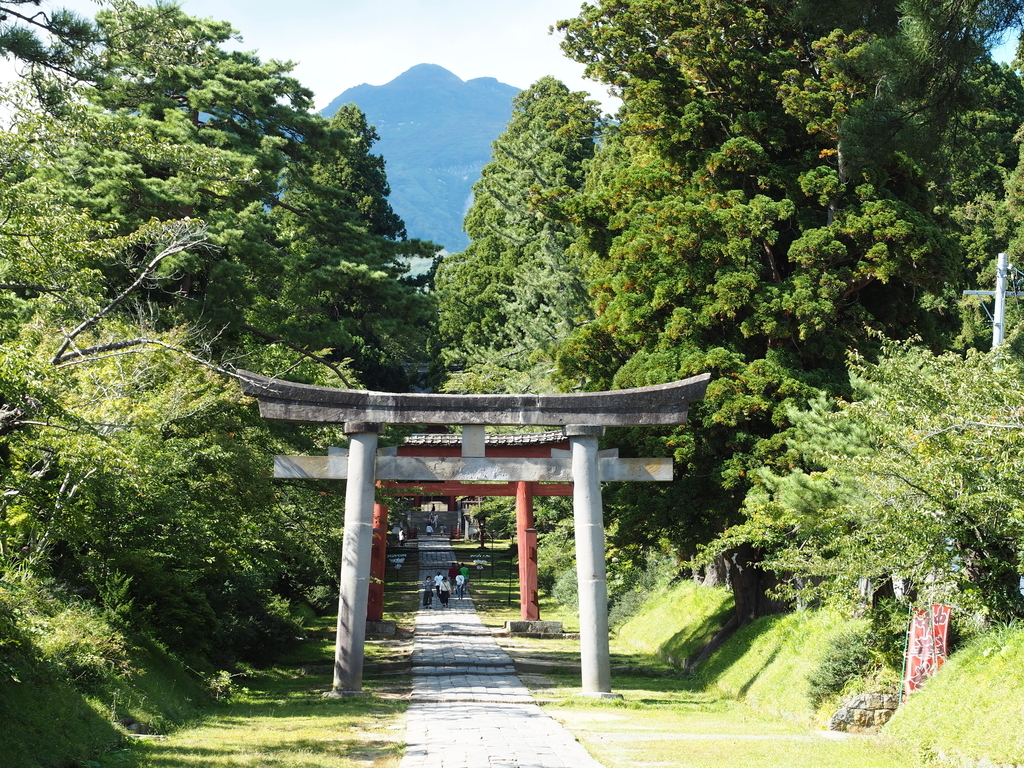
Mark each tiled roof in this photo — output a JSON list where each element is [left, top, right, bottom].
[[404, 431, 567, 447]]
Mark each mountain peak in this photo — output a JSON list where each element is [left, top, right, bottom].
[[321, 65, 522, 252], [390, 63, 465, 87]]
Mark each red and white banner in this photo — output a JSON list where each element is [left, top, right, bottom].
[[903, 604, 952, 700]]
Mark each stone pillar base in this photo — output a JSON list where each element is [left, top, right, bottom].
[[573, 691, 623, 700], [505, 620, 564, 635], [322, 689, 371, 699], [366, 620, 397, 636]]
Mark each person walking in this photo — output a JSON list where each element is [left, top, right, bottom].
[[438, 578, 451, 608], [421, 577, 434, 609], [433, 571, 445, 600], [455, 572, 466, 599], [459, 563, 470, 595]]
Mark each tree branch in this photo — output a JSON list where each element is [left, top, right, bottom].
[[239, 324, 353, 387], [51, 221, 207, 365]]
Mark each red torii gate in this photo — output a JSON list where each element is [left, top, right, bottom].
[[366, 431, 573, 623]]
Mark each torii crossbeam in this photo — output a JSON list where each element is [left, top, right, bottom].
[[238, 371, 711, 697]]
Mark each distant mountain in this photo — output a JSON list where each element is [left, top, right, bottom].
[[322, 64, 521, 253]]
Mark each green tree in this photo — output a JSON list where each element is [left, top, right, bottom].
[[724, 339, 1024, 622], [0, 0, 101, 103], [35, 1, 435, 389], [434, 77, 602, 393], [0, 1, 433, 665], [552, 0, 1024, 619], [271, 104, 439, 390]]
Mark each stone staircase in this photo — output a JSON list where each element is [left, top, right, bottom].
[[404, 507, 463, 538]]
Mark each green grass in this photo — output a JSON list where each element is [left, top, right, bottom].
[[0, 577, 210, 768], [887, 622, 1024, 765], [613, 580, 733, 666], [130, 672, 406, 768], [127, 612, 409, 768], [517, 670, 915, 767], [697, 611, 867, 726]]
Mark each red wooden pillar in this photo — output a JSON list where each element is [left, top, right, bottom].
[[367, 492, 388, 622], [516, 481, 540, 620]]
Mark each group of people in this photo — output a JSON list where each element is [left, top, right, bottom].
[[424, 512, 448, 537], [421, 562, 470, 609]]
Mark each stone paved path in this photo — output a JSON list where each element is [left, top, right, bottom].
[[399, 536, 605, 768]]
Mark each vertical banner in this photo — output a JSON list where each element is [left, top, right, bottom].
[[903, 604, 952, 701]]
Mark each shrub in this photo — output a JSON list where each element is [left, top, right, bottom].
[[868, 598, 910, 671], [552, 566, 578, 611], [806, 626, 874, 706], [537, 520, 575, 595], [306, 584, 339, 614], [608, 552, 678, 628]]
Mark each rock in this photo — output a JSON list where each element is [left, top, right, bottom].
[[828, 691, 900, 735]]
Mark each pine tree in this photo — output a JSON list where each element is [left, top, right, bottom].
[[553, 0, 1024, 619], [434, 77, 602, 393]]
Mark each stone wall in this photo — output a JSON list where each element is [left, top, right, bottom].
[[828, 692, 900, 734]]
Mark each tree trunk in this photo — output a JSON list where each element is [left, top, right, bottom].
[[700, 553, 731, 588], [687, 544, 790, 671], [729, 543, 790, 625]]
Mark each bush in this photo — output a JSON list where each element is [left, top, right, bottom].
[[306, 584, 339, 614], [537, 520, 575, 595], [867, 598, 910, 671], [608, 553, 678, 628], [207, 576, 303, 666], [290, 601, 318, 627], [552, 566, 578, 611], [806, 626, 874, 707]]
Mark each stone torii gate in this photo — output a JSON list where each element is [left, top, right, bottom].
[[238, 371, 710, 697]]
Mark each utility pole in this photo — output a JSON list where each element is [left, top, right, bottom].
[[964, 252, 1016, 348]]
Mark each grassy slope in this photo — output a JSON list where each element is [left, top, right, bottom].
[[699, 611, 864, 726], [887, 623, 1024, 765], [613, 580, 734, 665], [0, 633, 208, 768], [613, 582, 855, 724], [612, 581, 1024, 765]]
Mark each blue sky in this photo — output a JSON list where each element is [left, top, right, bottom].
[[43, 0, 620, 113]]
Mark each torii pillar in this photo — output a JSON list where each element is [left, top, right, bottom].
[[238, 371, 710, 697], [515, 481, 539, 621], [334, 423, 378, 691]]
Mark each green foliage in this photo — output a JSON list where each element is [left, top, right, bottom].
[[732, 339, 1024, 621], [0, 571, 209, 767], [434, 77, 602, 393], [552, 564, 579, 611], [806, 627, 874, 707], [469, 496, 517, 539], [0, 0, 430, 681], [868, 598, 914, 671], [545, 0, 1024, 578], [536, 517, 576, 594], [607, 551, 679, 628]]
